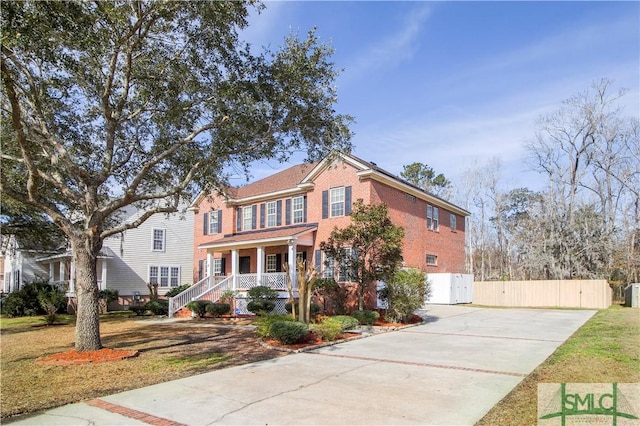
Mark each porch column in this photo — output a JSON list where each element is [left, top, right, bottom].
[[288, 240, 297, 289], [207, 252, 214, 281], [100, 259, 107, 290], [69, 261, 75, 295], [231, 249, 238, 290], [256, 246, 264, 287], [49, 263, 55, 283], [60, 262, 66, 285]]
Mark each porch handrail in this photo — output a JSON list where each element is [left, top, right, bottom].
[[168, 275, 228, 317]]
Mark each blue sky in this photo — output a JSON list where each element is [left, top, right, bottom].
[[239, 1, 639, 195]]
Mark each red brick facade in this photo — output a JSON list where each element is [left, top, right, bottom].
[[192, 153, 469, 306]]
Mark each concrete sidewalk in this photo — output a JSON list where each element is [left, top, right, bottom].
[[6, 305, 595, 425]]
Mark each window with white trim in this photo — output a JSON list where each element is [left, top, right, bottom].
[[209, 211, 220, 234], [266, 254, 277, 273], [450, 213, 457, 231], [212, 258, 223, 275], [267, 201, 277, 227], [427, 205, 439, 231], [338, 248, 353, 282], [243, 206, 253, 231], [330, 187, 345, 217], [152, 228, 166, 251], [426, 255, 437, 266], [323, 254, 335, 279], [292, 196, 304, 224], [149, 265, 180, 287]]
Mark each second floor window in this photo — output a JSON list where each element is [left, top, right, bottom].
[[427, 205, 439, 231], [450, 213, 457, 231], [152, 229, 165, 251], [330, 187, 345, 217], [243, 206, 253, 231], [267, 201, 277, 227], [292, 196, 304, 224]]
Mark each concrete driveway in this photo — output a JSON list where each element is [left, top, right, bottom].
[[7, 305, 595, 425]]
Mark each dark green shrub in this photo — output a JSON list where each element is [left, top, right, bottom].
[[311, 317, 343, 341], [285, 301, 320, 315], [247, 300, 275, 315], [165, 284, 191, 298], [129, 305, 148, 316], [331, 315, 360, 331], [254, 314, 293, 337], [1, 278, 62, 317], [351, 309, 380, 325], [99, 289, 119, 304], [312, 278, 347, 315], [379, 269, 429, 323], [269, 321, 309, 344], [38, 287, 67, 325], [206, 302, 231, 317], [185, 300, 211, 318], [145, 299, 169, 316], [247, 285, 278, 300]]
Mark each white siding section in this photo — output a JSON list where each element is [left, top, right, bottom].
[[102, 208, 194, 296]]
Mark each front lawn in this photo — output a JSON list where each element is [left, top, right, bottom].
[[0, 314, 283, 420]]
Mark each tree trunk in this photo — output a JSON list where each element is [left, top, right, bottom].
[[72, 239, 102, 351]]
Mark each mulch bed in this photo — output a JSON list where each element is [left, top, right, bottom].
[[36, 348, 140, 366]]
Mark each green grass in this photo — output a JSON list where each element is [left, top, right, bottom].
[[164, 353, 233, 368], [477, 305, 640, 425], [0, 314, 75, 328]]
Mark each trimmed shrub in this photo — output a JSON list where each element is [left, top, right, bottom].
[[312, 278, 347, 315], [186, 300, 212, 318], [332, 315, 360, 331], [379, 268, 429, 323], [311, 317, 343, 342], [38, 287, 67, 325], [255, 314, 293, 338], [145, 299, 169, 316], [285, 301, 320, 315], [247, 300, 275, 315], [165, 284, 191, 298], [129, 305, 148, 316], [1, 278, 64, 317], [351, 309, 380, 326], [269, 321, 309, 344], [206, 302, 231, 317]]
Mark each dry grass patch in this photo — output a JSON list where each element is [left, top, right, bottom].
[[477, 306, 640, 425], [0, 314, 284, 420]]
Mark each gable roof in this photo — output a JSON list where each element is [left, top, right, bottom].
[[193, 151, 469, 217]]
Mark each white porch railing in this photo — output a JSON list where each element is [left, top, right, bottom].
[[236, 273, 289, 290], [168, 272, 291, 317], [168, 275, 228, 318]]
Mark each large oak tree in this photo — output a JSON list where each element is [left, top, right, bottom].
[[1, 1, 352, 351]]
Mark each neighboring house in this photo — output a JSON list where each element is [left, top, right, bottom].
[[1, 234, 54, 293], [2, 207, 194, 308], [178, 152, 469, 316]]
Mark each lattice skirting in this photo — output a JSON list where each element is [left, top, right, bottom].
[[234, 298, 288, 315]]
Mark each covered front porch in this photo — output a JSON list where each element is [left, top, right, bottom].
[[36, 248, 114, 296], [169, 224, 317, 317]]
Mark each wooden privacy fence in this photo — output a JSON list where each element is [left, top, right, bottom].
[[473, 280, 612, 309]]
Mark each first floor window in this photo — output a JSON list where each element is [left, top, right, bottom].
[[149, 265, 180, 287], [266, 254, 277, 273], [323, 254, 335, 279], [338, 248, 353, 282], [426, 255, 437, 266]]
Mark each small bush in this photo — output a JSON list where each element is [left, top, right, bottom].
[[1, 278, 63, 317], [206, 302, 231, 317], [311, 317, 343, 342], [247, 286, 278, 300], [285, 301, 320, 315], [254, 314, 294, 338], [38, 287, 67, 325], [351, 309, 380, 326], [312, 278, 348, 315], [379, 269, 429, 323], [332, 315, 360, 331], [129, 305, 148, 316], [247, 300, 275, 315], [165, 284, 191, 298], [186, 300, 212, 318], [269, 321, 309, 344], [145, 299, 169, 316]]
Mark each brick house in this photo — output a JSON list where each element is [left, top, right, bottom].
[[170, 152, 469, 316]]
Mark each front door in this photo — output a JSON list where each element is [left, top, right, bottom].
[[239, 256, 251, 274]]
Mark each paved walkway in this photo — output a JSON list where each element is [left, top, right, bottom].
[[7, 305, 595, 425]]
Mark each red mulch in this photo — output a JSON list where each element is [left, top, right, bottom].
[[36, 348, 139, 366]]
